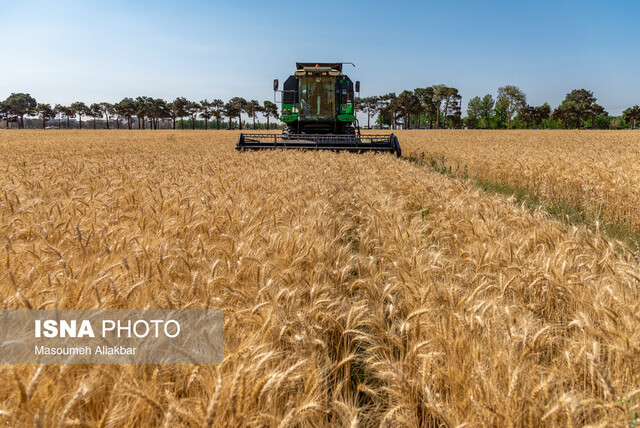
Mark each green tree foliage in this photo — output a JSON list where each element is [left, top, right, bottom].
[[494, 97, 509, 129], [466, 96, 482, 128], [36, 103, 55, 129], [100, 102, 114, 129], [517, 105, 536, 128], [244, 100, 261, 130], [565, 89, 595, 127], [70, 102, 89, 129], [147, 97, 165, 130], [552, 101, 576, 129], [225, 97, 246, 130], [478, 95, 495, 129], [441, 87, 461, 129], [593, 115, 610, 129], [199, 99, 212, 130], [376, 93, 396, 128], [0, 101, 9, 128], [353, 96, 362, 113], [185, 101, 201, 130], [609, 117, 627, 129], [133, 97, 149, 129], [4, 93, 37, 128], [517, 103, 551, 128], [54, 104, 69, 128], [359, 96, 379, 129], [395, 90, 421, 129], [536, 103, 551, 127], [151, 98, 170, 130], [430, 85, 447, 129], [67, 104, 77, 128], [171, 97, 188, 130], [553, 89, 605, 129], [262, 100, 278, 130], [5, 84, 635, 133], [414, 87, 438, 129], [89, 103, 102, 129], [116, 98, 136, 129], [497, 85, 526, 129], [236, 97, 249, 130], [589, 104, 606, 129], [624, 105, 640, 128], [223, 100, 237, 130], [112, 101, 125, 129], [211, 99, 225, 130], [418, 85, 461, 129]]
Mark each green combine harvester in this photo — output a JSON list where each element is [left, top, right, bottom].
[[236, 62, 401, 156]]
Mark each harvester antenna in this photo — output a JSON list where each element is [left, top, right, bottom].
[[343, 62, 356, 67]]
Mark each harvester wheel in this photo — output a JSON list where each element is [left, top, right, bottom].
[[282, 126, 295, 140], [392, 135, 401, 157]]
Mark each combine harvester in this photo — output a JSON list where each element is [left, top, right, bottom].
[[236, 62, 401, 156]]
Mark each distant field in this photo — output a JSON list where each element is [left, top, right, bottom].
[[394, 130, 640, 244], [1, 130, 639, 426]]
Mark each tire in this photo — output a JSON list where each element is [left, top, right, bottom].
[[341, 124, 356, 136], [282, 126, 295, 140], [393, 136, 401, 157]]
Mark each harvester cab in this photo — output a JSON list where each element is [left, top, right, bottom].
[[236, 62, 401, 156]]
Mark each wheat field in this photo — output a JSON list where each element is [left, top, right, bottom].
[[1, 130, 640, 427], [397, 130, 640, 238]]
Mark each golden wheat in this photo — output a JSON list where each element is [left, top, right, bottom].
[[396, 129, 640, 235], [0, 130, 639, 426]]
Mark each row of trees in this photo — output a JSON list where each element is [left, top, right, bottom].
[[359, 86, 640, 130], [357, 85, 463, 130], [467, 88, 611, 129], [0, 94, 280, 130], [3, 88, 640, 131]]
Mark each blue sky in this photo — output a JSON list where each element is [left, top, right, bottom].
[[2, 0, 639, 115]]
